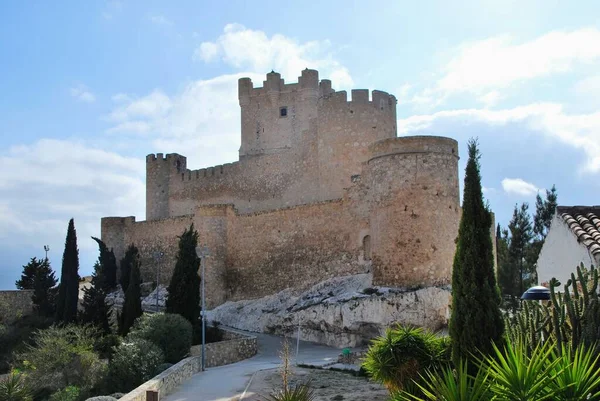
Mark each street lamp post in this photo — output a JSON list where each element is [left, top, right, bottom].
[[195, 245, 210, 371], [43, 245, 49, 260], [153, 251, 164, 312]]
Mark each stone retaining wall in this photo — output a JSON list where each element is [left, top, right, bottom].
[[119, 329, 257, 401], [189, 329, 258, 367]]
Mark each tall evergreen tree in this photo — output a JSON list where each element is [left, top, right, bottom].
[[91, 237, 118, 291], [119, 245, 142, 336], [533, 185, 558, 240], [496, 224, 513, 305], [166, 224, 200, 327], [32, 258, 58, 317], [55, 218, 80, 324], [119, 244, 138, 293], [80, 261, 111, 334], [16, 257, 43, 290], [449, 139, 504, 366], [508, 203, 534, 295]]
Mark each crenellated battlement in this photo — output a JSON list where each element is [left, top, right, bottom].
[[180, 161, 240, 182], [320, 89, 397, 111]]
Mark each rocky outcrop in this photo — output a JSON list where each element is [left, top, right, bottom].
[[207, 274, 450, 348], [106, 284, 168, 313]]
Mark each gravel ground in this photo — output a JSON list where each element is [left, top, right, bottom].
[[244, 367, 389, 401]]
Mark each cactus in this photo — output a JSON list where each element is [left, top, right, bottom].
[[507, 263, 600, 357]]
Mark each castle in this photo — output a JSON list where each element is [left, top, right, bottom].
[[101, 69, 461, 309]]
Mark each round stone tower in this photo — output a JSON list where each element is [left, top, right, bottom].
[[366, 136, 460, 288]]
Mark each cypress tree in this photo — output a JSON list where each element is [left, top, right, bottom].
[[119, 246, 142, 336], [32, 258, 58, 317], [449, 139, 504, 366], [91, 236, 118, 291], [166, 224, 200, 327], [80, 261, 112, 334], [119, 244, 138, 292], [55, 218, 80, 324]]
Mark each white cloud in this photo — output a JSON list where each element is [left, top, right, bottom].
[[398, 103, 600, 173], [70, 84, 96, 103], [0, 139, 144, 255], [413, 28, 600, 106], [501, 178, 540, 196], [194, 23, 353, 89], [148, 15, 172, 26], [573, 74, 600, 98], [106, 74, 249, 168]]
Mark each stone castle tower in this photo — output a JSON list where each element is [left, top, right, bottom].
[[102, 69, 460, 308]]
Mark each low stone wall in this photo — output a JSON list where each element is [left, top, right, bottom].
[[119, 329, 257, 401], [189, 329, 258, 367], [0, 290, 34, 323]]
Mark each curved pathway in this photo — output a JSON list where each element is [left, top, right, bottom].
[[164, 329, 341, 401]]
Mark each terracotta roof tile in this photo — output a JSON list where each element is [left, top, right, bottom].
[[557, 206, 600, 257]]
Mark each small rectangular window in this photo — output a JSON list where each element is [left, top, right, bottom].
[[280, 107, 287, 117]]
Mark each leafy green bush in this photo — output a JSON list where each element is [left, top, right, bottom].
[[106, 338, 164, 393], [0, 315, 53, 374], [362, 325, 450, 392], [128, 313, 192, 363], [94, 334, 121, 360], [49, 386, 80, 401], [17, 325, 105, 394], [0, 370, 33, 401]]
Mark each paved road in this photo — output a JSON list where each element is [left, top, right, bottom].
[[164, 330, 342, 401]]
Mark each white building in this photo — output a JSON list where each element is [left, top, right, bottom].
[[537, 206, 600, 286]]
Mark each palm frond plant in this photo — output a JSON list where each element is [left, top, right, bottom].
[[482, 340, 559, 401], [0, 370, 33, 401], [362, 325, 450, 392], [549, 343, 600, 401], [392, 360, 492, 401]]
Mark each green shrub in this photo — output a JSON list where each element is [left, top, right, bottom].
[[128, 313, 192, 363], [0, 370, 33, 401], [49, 386, 80, 401], [362, 325, 450, 392], [106, 339, 164, 393], [17, 325, 105, 394], [94, 334, 121, 360], [0, 315, 53, 374]]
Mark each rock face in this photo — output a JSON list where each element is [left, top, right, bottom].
[[106, 283, 168, 313], [207, 274, 450, 348]]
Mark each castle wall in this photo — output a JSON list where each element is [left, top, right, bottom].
[[226, 199, 369, 301], [366, 137, 460, 287]]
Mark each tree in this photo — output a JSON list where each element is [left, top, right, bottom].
[[119, 245, 142, 336], [119, 244, 138, 293], [449, 139, 504, 366], [496, 224, 514, 307], [55, 218, 80, 324], [91, 236, 118, 291], [15, 257, 41, 290], [80, 261, 111, 334], [533, 185, 558, 241], [166, 224, 200, 328], [32, 258, 58, 317], [508, 203, 534, 296]]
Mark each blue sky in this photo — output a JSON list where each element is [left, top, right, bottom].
[[1, 0, 599, 288]]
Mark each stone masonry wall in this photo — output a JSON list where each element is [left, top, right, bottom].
[[0, 290, 34, 323], [226, 199, 369, 301]]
